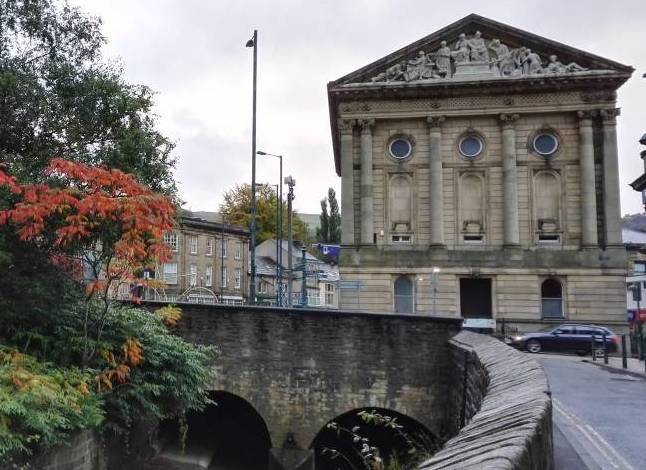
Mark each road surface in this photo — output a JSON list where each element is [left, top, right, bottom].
[[535, 354, 646, 470]]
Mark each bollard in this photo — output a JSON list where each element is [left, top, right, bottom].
[[603, 334, 608, 365], [591, 335, 596, 361], [622, 335, 628, 369]]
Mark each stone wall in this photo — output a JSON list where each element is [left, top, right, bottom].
[[20, 431, 105, 470], [420, 330, 553, 470]]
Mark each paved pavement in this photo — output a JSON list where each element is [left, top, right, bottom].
[[535, 353, 646, 470], [583, 355, 646, 378]]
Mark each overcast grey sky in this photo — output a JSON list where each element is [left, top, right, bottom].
[[77, 0, 645, 216]]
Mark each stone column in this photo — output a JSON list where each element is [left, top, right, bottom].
[[578, 111, 598, 247], [427, 116, 445, 246], [600, 108, 622, 247], [339, 119, 355, 245], [360, 119, 375, 244], [500, 114, 520, 246]]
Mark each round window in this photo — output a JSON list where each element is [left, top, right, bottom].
[[533, 133, 559, 157], [389, 138, 412, 160], [458, 135, 484, 158]]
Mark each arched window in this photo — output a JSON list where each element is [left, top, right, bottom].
[[394, 276, 414, 313], [541, 278, 563, 318]]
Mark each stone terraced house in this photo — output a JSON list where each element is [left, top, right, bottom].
[[328, 14, 633, 333]]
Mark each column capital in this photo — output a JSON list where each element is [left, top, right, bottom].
[[499, 113, 520, 129], [600, 108, 621, 125], [358, 119, 375, 132], [337, 119, 356, 134], [577, 110, 598, 122], [427, 115, 445, 128]]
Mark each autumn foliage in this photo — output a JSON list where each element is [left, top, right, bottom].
[[0, 158, 176, 297]]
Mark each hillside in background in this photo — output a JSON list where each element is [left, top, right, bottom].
[[623, 213, 646, 232]]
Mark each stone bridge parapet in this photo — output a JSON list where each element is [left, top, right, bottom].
[[420, 330, 553, 470], [152, 301, 463, 468]]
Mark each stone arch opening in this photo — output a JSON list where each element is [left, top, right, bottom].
[[394, 275, 414, 313], [156, 391, 271, 470], [541, 278, 564, 319], [310, 408, 439, 470]]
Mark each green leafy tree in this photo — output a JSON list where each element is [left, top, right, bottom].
[[0, 0, 177, 194], [328, 188, 341, 244], [317, 197, 330, 243], [219, 183, 310, 245]]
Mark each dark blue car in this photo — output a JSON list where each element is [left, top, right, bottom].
[[508, 324, 618, 356]]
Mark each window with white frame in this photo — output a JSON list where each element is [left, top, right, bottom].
[[325, 283, 335, 305], [235, 268, 241, 289], [235, 241, 241, 260], [189, 264, 197, 287], [162, 263, 178, 284], [189, 235, 198, 254], [205, 265, 212, 287], [206, 238, 213, 256], [163, 232, 178, 252], [221, 239, 228, 258], [221, 266, 227, 288]]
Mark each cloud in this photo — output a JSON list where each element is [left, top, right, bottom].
[[76, 0, 646, 216]]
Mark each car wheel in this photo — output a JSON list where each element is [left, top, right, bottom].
[[526, 340, 542, 354]]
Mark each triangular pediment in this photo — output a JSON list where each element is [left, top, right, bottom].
[[330, 14, 632, 87]]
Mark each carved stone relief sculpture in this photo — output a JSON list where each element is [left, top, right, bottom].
[[367, 31, 592, 83]]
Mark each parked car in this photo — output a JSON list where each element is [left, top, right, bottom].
[[507, 324, 619, 356]]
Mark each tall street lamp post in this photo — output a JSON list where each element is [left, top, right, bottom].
[[284, 176, 296, 307], [257, 150, 283, 304], [246, 30, 258, 305]]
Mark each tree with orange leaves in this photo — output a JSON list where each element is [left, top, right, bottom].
[[0, 158, 176, 366]]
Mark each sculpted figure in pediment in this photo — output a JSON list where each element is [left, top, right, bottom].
[[404, 51, 438, 81], [488, 39, 515, 76], [452, 33, 470, 64], [522, 49, 544, 75], [544, 54, 588, 74], [468, 31, 489, 62], [435, 41, 452, 77]]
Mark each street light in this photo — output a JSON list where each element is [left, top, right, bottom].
[[284, 176, 296, 307], [246, 30, 258, 305], [257, 150, 283, 305]]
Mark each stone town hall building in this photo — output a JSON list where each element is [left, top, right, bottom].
[[328, 15, 633, 331]]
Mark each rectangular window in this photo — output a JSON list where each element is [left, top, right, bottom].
[[634, 262, 646, 274], [189, 264, 197, 287], [163, 263, 178, 285], [163, 232, 178, 252], [391, 235, 411, 243], [190, 235, 198, 254], [206, 238, 213, 256], [205, 265, 212, 287], [325, 283, 335, 305], [235, 242, 241, 260], [221, 266, 227, 288], [221, 239, 228, 258], [463, 235, 484, 244], [235, 268, 241, 289], [538, 234, 560, 244]]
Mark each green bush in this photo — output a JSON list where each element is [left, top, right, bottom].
[[0, 347, 103, 459]]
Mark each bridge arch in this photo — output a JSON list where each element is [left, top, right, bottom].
[[310, 407, 439, 470], [158, 390, 271, 470]]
